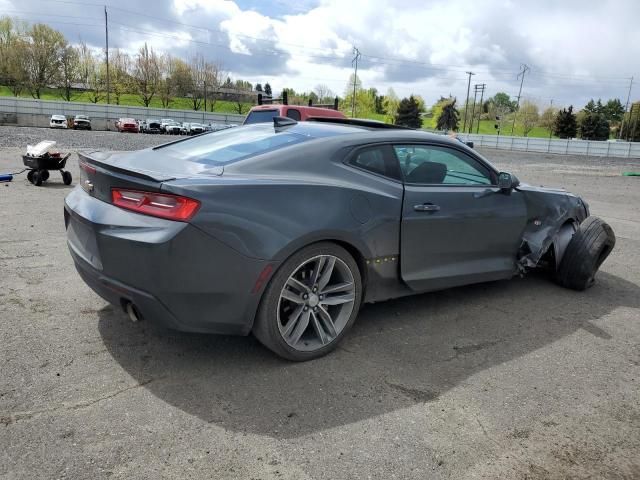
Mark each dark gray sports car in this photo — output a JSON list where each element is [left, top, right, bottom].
[[64, 117, 615, 361]]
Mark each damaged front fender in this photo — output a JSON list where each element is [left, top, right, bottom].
[[516, 184, 588, 270]]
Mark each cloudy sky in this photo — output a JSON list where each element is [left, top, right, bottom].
[[1, 0, 638, 108]]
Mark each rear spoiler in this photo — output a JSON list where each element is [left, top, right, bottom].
[[78, 151, 177, 183]]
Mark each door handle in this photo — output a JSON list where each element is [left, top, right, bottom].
[[414, 203, 440, 212]]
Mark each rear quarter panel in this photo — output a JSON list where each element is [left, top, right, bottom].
[[162, 142, 405, 300]]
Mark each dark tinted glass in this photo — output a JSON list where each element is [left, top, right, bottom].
[[244, 109, 279, 124]]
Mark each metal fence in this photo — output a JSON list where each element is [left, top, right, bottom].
[[0, 96, 246, 125], [460, 133, 640, 159]]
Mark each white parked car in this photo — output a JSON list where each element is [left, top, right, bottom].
[[49, 115, 67, 129], [188, 122, 205, 135]]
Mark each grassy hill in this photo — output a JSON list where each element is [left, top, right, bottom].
[[0, 86, 253, 114]]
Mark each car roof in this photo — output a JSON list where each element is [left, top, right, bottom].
[[269, 120, 460, 145], [249, 104, 345, 116], [51, 115, 65, 119]]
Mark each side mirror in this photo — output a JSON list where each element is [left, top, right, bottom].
[[498, 172, 520, 192]]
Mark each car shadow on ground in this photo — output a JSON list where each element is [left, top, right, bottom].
[[97, 271, 639, 439]]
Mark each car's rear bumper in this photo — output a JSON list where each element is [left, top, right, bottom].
[[64, 186, 273, 335]]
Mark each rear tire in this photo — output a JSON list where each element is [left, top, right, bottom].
[[555, 216, 615, 291], [40, 170, 49, 181], [253, 242, 362, 361], [33, 171, 43, 186], [62, 171, 72, 185], [27, 170, 35, 183]]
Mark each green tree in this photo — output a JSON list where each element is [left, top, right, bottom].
[[395, 96, 422, 128], [578, 111, 610, 140], [491, 92, 517, 112], [23, 23, 66, 98], [553, 106, 577, 139], [539, 106, 558, 133], [436, 98, 460, 131], [584, 99, 598, 113], [132, 42, 160, 107], [255, 83, 263, 92], [517, 100, 539, 137], [602, 98, 625, 123], [382, 87, 399, 123], [620, 102, 640, 141], [57, 44, 80, 101], [264, 82, 272, 96], [0, 17, 28, 96]]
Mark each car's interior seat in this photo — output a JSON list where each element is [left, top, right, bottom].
[[357, 150, 386, 175], [405, 159, 447, 184]]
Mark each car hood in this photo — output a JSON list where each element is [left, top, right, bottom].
[[83, 149, 224, 182]]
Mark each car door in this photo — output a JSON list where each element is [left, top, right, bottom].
[[395, 143, 527, 292]]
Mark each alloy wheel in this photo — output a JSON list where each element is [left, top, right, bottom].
[[277, 254, 356, 351]]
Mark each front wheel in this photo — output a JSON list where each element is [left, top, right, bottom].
[[555, 216, 615, 290], [253, 242, 362, 361]]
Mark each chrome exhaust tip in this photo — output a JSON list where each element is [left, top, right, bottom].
[[125, 302, 141, 323]]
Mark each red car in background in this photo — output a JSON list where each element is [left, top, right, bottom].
[[115, 118, 139, 133]]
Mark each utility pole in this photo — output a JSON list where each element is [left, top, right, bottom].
[[510, 63, 529, 135], [619, 76, 634, 140], [351, 46, 361, 117], [462, 71, 475, 132], [548, 99, 554, 139], [469, 84, 479, 134], [475, 83, 486, 134], [104, 6, 110, 104]]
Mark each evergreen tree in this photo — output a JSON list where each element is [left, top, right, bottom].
[[578, 112, 610, 140], [553, 106, 578, 139], [395, 96, 422, 128], [583, 99, 597, 113], [255, 83, 263, 92], [264, 82, 272, 96], [602, 98, 625, 123], [436, 99, 460, 131]]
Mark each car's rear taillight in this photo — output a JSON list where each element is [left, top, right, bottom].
[[111, 189, 200, 221]]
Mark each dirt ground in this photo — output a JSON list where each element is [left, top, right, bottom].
[[1, 127, 639, 479]]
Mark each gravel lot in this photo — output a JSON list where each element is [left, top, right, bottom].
[[1, 126, 639, 479]]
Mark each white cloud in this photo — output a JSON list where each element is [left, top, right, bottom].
[[5, 0, 638, 107]]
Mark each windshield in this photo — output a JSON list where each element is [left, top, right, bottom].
[[157, 124, 307, 166], [244, 109, 279, 125]]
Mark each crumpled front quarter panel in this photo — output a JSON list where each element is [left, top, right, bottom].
[[517, 184, 588, 267]]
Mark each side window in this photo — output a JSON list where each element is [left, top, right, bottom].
[[393, 145, 493, 185], [348, 145, 399, 179], [286, 109, 301, 121]]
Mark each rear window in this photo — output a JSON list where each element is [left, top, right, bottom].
[[244, 109, 279, 124], [157, 124, 307, 166]]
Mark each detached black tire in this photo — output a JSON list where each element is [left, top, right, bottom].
[[253, 242, 362, 361], [555, 216, 615, 291]]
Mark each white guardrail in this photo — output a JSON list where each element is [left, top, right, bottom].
[[0, 96, 247, 125], [459, 132, 640, 159]]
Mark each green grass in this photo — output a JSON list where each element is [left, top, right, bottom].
[[469, 119, 555, 138], [0, 86, 253, 114]]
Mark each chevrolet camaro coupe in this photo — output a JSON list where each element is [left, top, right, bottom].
[[64, 117, 615, 361]]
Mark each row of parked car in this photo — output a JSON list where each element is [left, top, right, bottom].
[[49, 115, 92, 130], [48, 114, 234, 135], [116, 118, 235, 135]]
